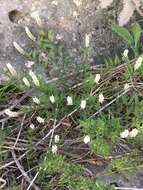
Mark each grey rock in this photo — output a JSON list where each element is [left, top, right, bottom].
[[0, 0, 137, 72]]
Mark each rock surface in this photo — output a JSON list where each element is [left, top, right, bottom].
[[0, 0, 139, 72]]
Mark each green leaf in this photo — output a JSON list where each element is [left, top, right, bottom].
[[112, 24, 134, 46], [131, 23, 142, 48]]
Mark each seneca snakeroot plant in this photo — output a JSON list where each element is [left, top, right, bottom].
[[123, 49, 129, 57], [85, 34, 90, 48], [51, 144, 58, 154], [29, 123, 35, 130], [120, 129, 129, 138], [13, 41, 26, 55], [124, 83, 130, 91], [25, 61, 35, 68], [80, 100, 86, 109], [22, 77, 31, 87], [6, 63, 17, 76], [99, 93, 104, 104], [94, 74, 101, 84], [67, 96, 73, 106], [36, 116, 45, 124], [54, 135, 60, 143], [134, 56, 143, 71], [129, 128, 139, 138], [32, 97, 40, 104], [84, 135, 90, 144]]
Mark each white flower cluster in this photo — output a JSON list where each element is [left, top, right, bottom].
[[51, 135, 60, 154], [120, 128, 139, 138], [134, 56, 143, 71], [123, 49, 129, 58]]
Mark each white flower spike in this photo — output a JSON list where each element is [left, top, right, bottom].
[[120, 129, 129, 138], [80, 100, 86, 109], [94, 74, 101, 84], [84, 135, 90, 144], [54, 135, 60, 143], [134, 57, 143, 71], [67, 96, 73, 106], [49, 95, 55, 104], [13, 41, 26, 55], [25, 27, 36, 42], [36, 116, 45, 124], [29, 123, 35, 130], [31, 12, 42, 26], [129, 128, 139, 138], [124, 83, 130, 91], [6, 63, 17, 76], [52, 144, 58, 154], [22, 77, 30, 87], [29, 70, 40, 86], [99, 93, 104, 104], [123, 49, 129, 58], [4, 109, 19, 117], [32, 97, 40, 104], [85, 34, 90, 48]]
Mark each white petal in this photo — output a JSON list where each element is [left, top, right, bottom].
[[29, 70, 40, 86], [49, 95, 55, 104]]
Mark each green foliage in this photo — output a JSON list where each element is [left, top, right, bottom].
[[2, 23, 143, 189], [112, 24, 134, 46], [80, 118, 121, 156], [112, 23, 142, 56], [107, 150, 143, 174], [39, 152, 65, 177], [93, 181, 115, 190], [39, 152, 94, 190]]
